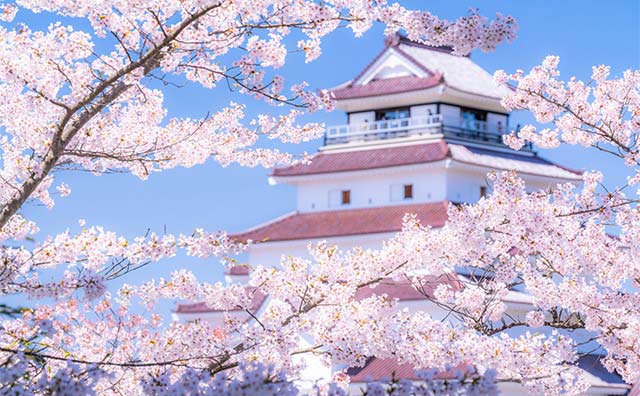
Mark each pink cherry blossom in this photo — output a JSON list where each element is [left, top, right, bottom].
[[0, 1, 637, 395]]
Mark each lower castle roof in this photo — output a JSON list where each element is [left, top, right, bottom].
[[175, 274, 457, 315], [272, 140, 583, 180], [347, 357, 462, 382], [230, 201, 449, 243], [354, 275, 461, 302], [347, 355, 627, 389], [174, 287, 266, 314]]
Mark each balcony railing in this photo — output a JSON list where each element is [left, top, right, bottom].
[[325, 115, 532, 150], [326, 115, 443, 145]]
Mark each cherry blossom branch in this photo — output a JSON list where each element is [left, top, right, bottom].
[[0, 4, 223, 230]]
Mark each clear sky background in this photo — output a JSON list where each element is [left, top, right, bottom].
[[9, 1, 640, 317]]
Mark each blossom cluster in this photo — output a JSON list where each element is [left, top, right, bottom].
[[0, 2, 524, 394], [1, 1, 638, 396], [353, 368, 499, 396], [0, 224, 245, 301], [2, 169, 635, 395], [495, 57, 640, 174]]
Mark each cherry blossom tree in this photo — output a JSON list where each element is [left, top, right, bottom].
[[0, 0, 637, 395]]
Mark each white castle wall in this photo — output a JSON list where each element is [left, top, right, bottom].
[[439, 104, 461, 127], [487, 112, 508, 133], [345, 104, 508, 134], [410, 104, 438, 118], [247, 232, 397, 269], [294, 161, 564, 213], [445, 164, 565, 204], [348, 111, 374, 125], [295, 163, 447, 212]]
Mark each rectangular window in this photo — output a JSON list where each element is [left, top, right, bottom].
[[391, 184, 413, 201], [341, 190, 351, 205], [461, 107, 488, 131], [374, 108, 411, 140], [329, 189, 351, 207], [404, 184, 413, 199], [461, 107, 488, 121]]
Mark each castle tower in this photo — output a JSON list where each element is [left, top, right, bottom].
[[225, 34, 580, 250], [174, 35, 628, 395]]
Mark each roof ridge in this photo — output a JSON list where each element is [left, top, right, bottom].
[[348, 35, 445, 88], [391, 46, 435, 76], [350, 45, 389, 86], [331, 75, 443, 100], [395, 34, 466, 57]]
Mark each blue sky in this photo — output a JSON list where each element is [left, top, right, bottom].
[[8, 1, 640, 315]]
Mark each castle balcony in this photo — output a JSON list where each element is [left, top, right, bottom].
[[325, 115, 533, 151]]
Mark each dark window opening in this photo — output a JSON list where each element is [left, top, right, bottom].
[[404, 184, 413, 199], [461, 107, 488, 131], [373, 108, 411, 140], [375, 108, 410, 121], [341, 190, 351, 205], [480, 186, 487, 198], [461, 107, 487, 121]]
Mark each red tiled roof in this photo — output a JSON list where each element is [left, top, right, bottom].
[[174, 287, 266, 314], [339, 34, 455, 101], [226, 265, 250, 276], [349, 358, 419, 382], [231, 201, 449, 243], [273, 141, 449, 177], [332, 74, 442, 100], [354, 275, 461, 302], [348, 358, 461, 382]]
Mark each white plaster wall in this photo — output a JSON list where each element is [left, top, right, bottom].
[[348, 111, 375, 126], [247, 233, 396, 269], [446, 166, 568, 203], [296, 164, 447, 212], [439, 104, 461, 127], [173, 310, 248, 327], [487, 112, 508, 133], [295, 334, 333, 393], [520, 173, 569, 193], [498, 381, 627, 396], [374, 63, 413, 79], [293, 161, 567, 211], [410, 104, 437, 118], [446, 169, 482, 203], [248, 242, 309, 268]]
